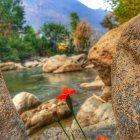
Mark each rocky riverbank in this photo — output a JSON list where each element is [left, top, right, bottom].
[[1, 54, 93, 72], [42, 54, 93, 73], [0, 57, 48, 71]]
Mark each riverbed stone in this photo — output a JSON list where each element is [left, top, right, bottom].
[[69, 53, 87, 65], [24, 60, 39, 68], [13, 92, 41, 113], [101, 86, 112, 102], [80, 76, 105, 90], [20, 99, 71, 135], [15, 63, 25, 70], [71, 95, 115, 129], [53, 62, 82, 73], [0, 62, 18, 71], [32, 119, 116, 140], [42, 54, 87, 73], [84, 64, 94, 69]]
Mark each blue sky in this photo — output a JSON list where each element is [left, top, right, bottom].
[[78, 0, 111, 10]]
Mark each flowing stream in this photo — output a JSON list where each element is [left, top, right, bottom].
[[3, 67, 99, 104]]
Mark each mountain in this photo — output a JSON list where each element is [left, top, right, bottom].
[[23, 0, 107, 31]]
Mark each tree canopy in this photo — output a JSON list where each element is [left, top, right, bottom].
[[105, 0, 140, 24], [101, 12, 118, 30], [74, 20, 92, 52], [70, 12, 79, 33], [41, 23, 69, 46], [0, 0, 25, 35]]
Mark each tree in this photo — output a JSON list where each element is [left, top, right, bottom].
[[0, 0, 25, 36], [0, 71, 28, 139], [33, 37, 49, 56], [74, 20, 92, 52], [101, 12, 118, 30], [41, 23, 69, 50], [70, 12, 79, 33], [105, 0, 140, 24], [0, 34, 36, 62]]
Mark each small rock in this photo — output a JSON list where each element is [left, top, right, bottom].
[[13, 92, 41, 113], [80, 78, 105, 90], [0, 62, 17, 71], [24, 61, 39, 68], [100, 86, 112, 102], [15, 63, 25, 70], [84, 64, 94, 69]]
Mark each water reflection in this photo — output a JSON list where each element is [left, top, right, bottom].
[[3, 68, 99, 104]]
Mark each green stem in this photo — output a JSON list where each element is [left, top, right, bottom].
[[71, 133, 76, 140], [57, 120, 71, 140], [66, 102, 87, 140], [72, 113, 88, 140]]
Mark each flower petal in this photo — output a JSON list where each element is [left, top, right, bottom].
[[97, 136, 101, 140], [70, 90, 77, 95], [62, 87, 71, 94], [57, 93, 68, 100], [97, 136, 108, 140]]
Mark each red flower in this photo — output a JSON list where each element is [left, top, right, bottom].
[[57, 87, 77, 100], [97, 136, 108, 140]]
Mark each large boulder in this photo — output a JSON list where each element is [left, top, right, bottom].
[[13, 92, 41, 113], [42, 55, 70, 73], [20, 99, 71, 135], [88, 20, 133, 102], [54, 62, 82, 73], [112, 14, 140, 139], [88, 23, 127, 86], [0, 71, 28, 140], [71, 95, 115, 129], [42, 54, 87, 73]]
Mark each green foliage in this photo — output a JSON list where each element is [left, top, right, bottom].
[[33, 37, 50, 56], [41, 23, 70, 54], [0, 35, 35, 62], [105, 0, 140, 23], [41, 23, 69, 43], [0, 0, 25, 32], [65, 38, 76, 55], [0, 37, 19, 61], [101, 12, 118, 30], [70, 13, 79, 33]]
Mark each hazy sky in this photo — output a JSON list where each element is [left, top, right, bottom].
[[78, 0, 111, 10]]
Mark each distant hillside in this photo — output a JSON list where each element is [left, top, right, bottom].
[[23, 0, 107, 31]]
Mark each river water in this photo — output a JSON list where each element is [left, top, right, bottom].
[[3, 68, 99, 105]]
